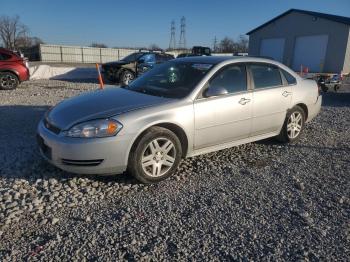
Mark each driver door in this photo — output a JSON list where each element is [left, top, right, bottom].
[[194, 64, 252, 149]]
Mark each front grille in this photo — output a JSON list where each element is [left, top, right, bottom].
[[61, 159, 104, 167], [44, 118, 61, 134]]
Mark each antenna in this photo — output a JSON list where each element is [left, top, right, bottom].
[[169, 20, 176, 50], [179, 16, 186, 50]]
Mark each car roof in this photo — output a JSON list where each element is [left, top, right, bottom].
[[174, 55, 279, 65], [174, 55, 299, 78]]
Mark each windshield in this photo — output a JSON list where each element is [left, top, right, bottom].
[[124, 61, 213, 99], [122, 52, 144, 62]]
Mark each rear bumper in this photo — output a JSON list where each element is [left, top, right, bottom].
[[306, 95, 322, 123]]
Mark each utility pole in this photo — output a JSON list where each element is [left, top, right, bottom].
[[169, 20, 176, 50], [178, 16, 186, 50], [213, 36, 218, 52]]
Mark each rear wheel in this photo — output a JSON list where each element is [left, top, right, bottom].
[[276, 106, 305, 143], [0, 72, 19, 90], [120, 70, 135, 86], [128, 127, 182, 184]]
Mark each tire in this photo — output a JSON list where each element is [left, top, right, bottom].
[[128, 126, 182, 184], [321, 84, 328, 92], [120, 70, 135, 86], [334, 84, 340, 92], [0, 72, 19, 90], [276, 106, 306, 143]]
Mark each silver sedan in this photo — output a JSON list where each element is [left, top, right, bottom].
[[37, 56, 322, 183]]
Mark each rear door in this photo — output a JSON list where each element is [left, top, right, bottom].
[[248, 63, 293, 136], [194, 63, 252, 149]]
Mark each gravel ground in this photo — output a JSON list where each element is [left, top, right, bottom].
[[0, 80, 349, 261]]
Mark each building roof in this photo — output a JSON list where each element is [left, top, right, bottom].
[[247, 9, 350, 35]]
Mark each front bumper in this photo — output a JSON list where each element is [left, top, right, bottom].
[[37, 120, 132, 175]]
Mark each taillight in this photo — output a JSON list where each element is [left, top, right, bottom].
[[316, 82, 321, 95]]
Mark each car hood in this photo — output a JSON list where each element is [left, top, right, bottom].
[[46, 87, 171, 130]]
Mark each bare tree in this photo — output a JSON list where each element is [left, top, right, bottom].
[[236, 35, 249, 53], [16, 36, 44, 49], [217, 35, 249, 53], [90, 42, 108, 48], [0, 15, 28, 50], [218, 37, 235, 53]]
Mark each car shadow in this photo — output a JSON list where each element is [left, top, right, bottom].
[[255, 137, 350, 154], [0, 105, 138, 185], [50, 68, 99, 84]]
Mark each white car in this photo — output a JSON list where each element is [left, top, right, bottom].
[[37, 56, 322, 183]]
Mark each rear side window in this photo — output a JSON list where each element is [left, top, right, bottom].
[[250, 64, 282, 89], [209, 64, 247, 94], [281, 69, 297, 85]]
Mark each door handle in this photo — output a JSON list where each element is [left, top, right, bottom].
[[239, 98, 251, 105], [282, 91, 292, 97]]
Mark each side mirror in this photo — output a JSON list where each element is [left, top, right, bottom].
[[138, 58, 145, 64], [203, 86, 228, 98]]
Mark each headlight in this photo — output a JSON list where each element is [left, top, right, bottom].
[[66, 119, 122, 138]]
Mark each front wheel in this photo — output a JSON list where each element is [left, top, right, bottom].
[[128, 127, 182, 184], [276, 106, 305, 143]]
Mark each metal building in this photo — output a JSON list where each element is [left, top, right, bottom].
[[247, 9, 350, 74]]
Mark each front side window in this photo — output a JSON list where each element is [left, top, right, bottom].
[[250, 64, 282, 89], [208, 64, 247, 94], [281, 69, 297, 85], [125, 61, 213, 99]]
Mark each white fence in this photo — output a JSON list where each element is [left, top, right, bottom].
[[38, 44, 235, 63], [39, 44, 137, 63]]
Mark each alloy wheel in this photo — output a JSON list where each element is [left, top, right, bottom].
[[287, 112, 302, 139], [0, 74, 17, 89], [141, 138, 176, 177], [123, 72, 134, 85]]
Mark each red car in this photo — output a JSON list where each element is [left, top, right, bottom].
[[0, 48, 30, 90]]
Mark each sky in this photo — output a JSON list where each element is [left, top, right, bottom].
[[2, 0, 350, 49]]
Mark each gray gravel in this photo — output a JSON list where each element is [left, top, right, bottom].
[[0, 80, 349, 260]]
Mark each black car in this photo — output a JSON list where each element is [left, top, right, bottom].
[[102, 51, 174, 85], [177, 46, 212, 58]]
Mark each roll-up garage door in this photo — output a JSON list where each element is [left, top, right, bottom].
[[292, 35, 328, 72], [260, 38, 285, 62]]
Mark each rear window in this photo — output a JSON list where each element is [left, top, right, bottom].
[[281, 69, 297, 85], [250, 64, 282, 89]]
